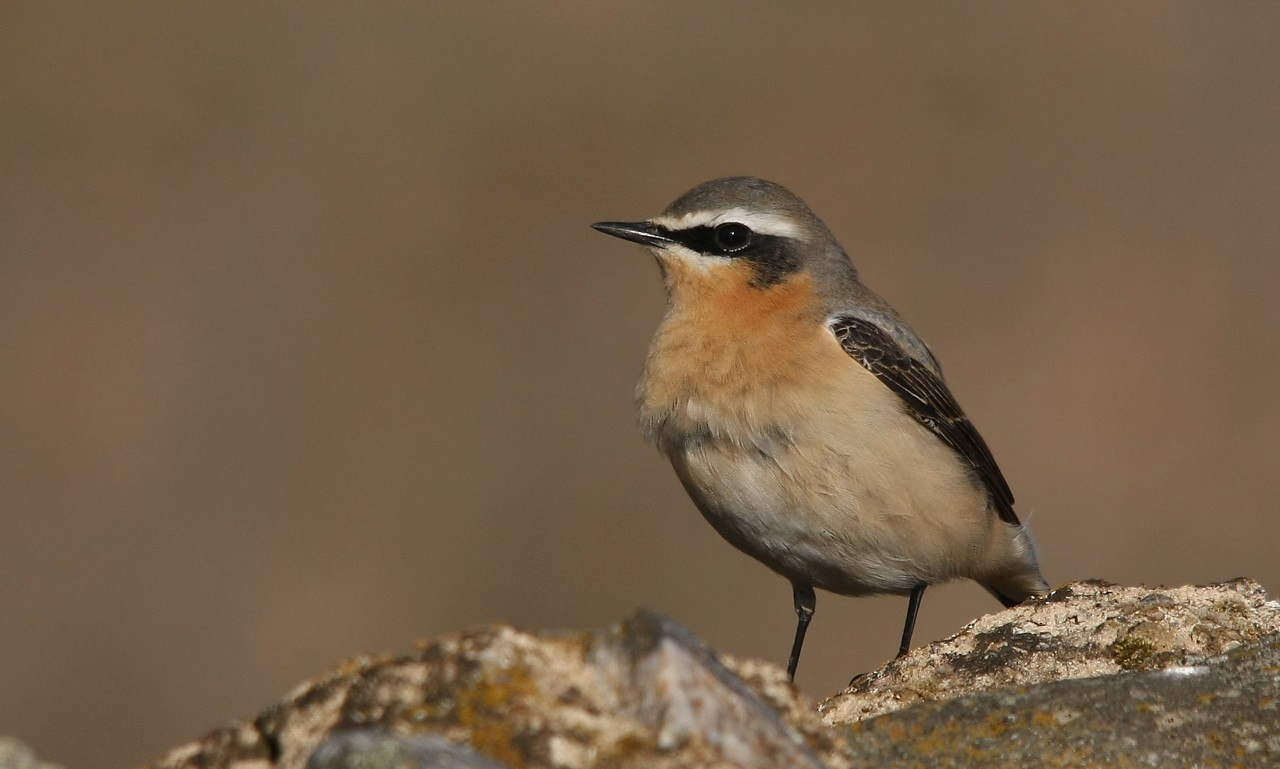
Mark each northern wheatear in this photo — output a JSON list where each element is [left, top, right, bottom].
[[592, 177, 1049, 680]]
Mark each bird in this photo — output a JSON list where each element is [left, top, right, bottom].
[[591, 176, 1049, 681]]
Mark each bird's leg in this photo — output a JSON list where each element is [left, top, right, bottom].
[[897, 584, 926, 658], [787, 582, 816, 681]]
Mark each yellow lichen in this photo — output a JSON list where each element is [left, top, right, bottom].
[[1031, 710, 1055, 727], [1111, 635, 1159, 671], [452, 663, 539, 768]]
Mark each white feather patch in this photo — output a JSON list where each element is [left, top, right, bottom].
[[653, 207, 803, 239]]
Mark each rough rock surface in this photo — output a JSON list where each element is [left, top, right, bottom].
[[306, 732, 514, 769], [144, 580, 1280, 769], [820, 578, 1280, 725], [841, 635, 1280, 767], [0, 737, 64, 769], [147, 611, 844, 769]]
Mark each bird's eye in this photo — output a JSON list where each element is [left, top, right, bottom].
[[713, 222, 753, 253]]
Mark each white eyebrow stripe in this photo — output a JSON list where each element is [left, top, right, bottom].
[[652, 208, 802, 239]]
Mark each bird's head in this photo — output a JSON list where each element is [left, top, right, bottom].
[[593, 177, 858, 298]]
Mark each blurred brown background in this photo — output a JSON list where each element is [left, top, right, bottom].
[[2, 3, 1277, 767]]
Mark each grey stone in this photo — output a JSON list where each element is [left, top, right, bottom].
[[147, 610, 840, 769], [840, 634, 1280, 767], [820, 578, 1280, 724], [306, 732, 511, 769], [0, 738, 63, 769], [144, 580, 1280, 769]]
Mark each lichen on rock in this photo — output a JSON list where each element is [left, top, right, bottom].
[[144, 580, 1280, 769], [818, 578, 1280, 725]]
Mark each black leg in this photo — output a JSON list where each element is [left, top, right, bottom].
[[897, 585, 926, 658], [787, 582, 816, 681]]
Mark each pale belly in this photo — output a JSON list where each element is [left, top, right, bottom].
[[662, 385, 999, 597]]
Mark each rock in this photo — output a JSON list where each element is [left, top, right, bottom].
[[144, 580, 1280, 769], [0, 737, 64, 769], [819, 579, 1280, 724], [839, 635, 1280, 767], [306, 732, 513, 769], [147, 611, 844, 769]]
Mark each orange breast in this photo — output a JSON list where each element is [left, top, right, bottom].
[[637, 257, 842, 447]]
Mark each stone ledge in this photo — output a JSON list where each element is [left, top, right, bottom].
[[141, 580, 1280, 769]]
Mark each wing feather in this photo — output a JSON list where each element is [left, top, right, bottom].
[[829, 315, 1019, 525]]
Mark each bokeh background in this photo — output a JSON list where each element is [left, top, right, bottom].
[[3, 4, 1278, 767]]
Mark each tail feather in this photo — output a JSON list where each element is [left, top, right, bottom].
[[986, 585, 1025, 609], [981, 522, 1050, 607]]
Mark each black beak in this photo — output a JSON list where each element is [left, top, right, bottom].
[[591, 221, 676, 249]]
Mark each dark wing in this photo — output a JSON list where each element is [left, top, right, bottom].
[[829, 315, 1019, 525]]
